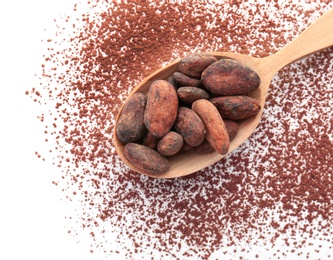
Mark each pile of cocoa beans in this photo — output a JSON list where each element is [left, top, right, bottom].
[[116, 53, 261, 174]]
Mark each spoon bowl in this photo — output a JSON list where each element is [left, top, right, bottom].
[[114, 7, 333, 178]]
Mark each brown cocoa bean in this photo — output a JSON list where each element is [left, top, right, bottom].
[[223, 119, 239, 141], [179, 52, 217, 79], [142, 131, 160, 149], [201, 59, 260, 95], [144, 80, 178, 138], [195, 140, 215, 154], [174, 107, 205, 147], [173, 72, 201, 87], [124, 143, 169, 174], [116, 92, 147, 143], [181, 142, 193, 152], [192, 99, 230, 155], [210, 96, 260, 120], [195, 120, 238, 153], [177, 87, 210, 104], [195, 119, 238, 153], [166, 75, 178, 89], [157, 131, 184, 156]]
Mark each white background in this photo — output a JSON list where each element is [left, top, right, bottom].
[[0, 1, 105, 259]]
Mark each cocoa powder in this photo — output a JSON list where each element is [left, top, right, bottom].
[[28, 1, 333, 259]]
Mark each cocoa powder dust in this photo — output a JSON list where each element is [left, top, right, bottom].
[[28, 1, 333, 259]]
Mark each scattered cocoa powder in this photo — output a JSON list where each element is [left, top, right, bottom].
[[28, 1, 333, 259]]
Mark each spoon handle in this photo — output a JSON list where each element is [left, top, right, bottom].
[[267, 7, 333, 72]]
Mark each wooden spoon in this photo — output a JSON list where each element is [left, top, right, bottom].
[[114, 7, 333, 178]]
